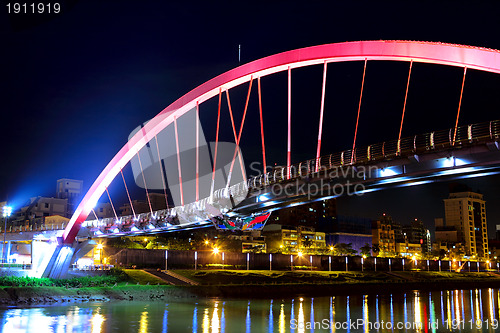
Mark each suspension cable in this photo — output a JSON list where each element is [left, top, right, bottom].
[[258, 77, 267, 174], [91, 208, 100, 222], [211, 88, 222, 197], [105, 187, 119, 221], [315, 61, 328, 172], [287, 66, 292, 179], [225, 90, 247, 187], [351, 59, 367, 164], [196, 101, 200, 202], [226, 76, 253, 188], [136, 151, 154, 214], [120, 169, 136, 219], [453, 66, 467, 145], [398, 60, 413, 153], [154, 135, 169, 209], [173, 115, 184, 206]]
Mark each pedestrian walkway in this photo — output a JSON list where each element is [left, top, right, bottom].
[[144, 269, 199, 286]]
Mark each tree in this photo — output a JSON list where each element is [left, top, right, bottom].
[[360, 243, 372, 257], [336, 243, 356, 256], [302, 238, 313, 250]]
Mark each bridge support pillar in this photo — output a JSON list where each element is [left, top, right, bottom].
[[34, 239, 96, 279]]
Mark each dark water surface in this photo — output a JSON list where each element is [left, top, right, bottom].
[[1, 288, 499, 332]]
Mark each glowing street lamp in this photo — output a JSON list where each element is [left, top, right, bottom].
[[165, 250, 168, 270], [96, 243, 104, 267], [269, 253, 272, 271], [290, 254, 294, 271], [362, 255, 366, 272], [212, 247, 219, 255], [2, 205, 12, 264]]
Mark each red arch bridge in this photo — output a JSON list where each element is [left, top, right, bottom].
[[36, 41, 500, 278]]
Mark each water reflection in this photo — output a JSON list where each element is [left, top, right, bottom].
[[1, 288, 500, 332]]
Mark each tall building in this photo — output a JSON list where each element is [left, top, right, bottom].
[[372, 216, 395, 256], [444, 191, 489, 258], [56, 179, 83, 216], [402, 219, 431, 253]]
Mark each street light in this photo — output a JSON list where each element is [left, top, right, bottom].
[[2, 206, 12, 264], [194, 251, 198, 270]]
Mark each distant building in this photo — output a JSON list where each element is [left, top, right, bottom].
[[12, 196, 68, 226], [402, 219, 431, 253], [263, 224, 326, 253], [324, 215, 372, 255], [267, 199, 337, 230], [89, 202, 115, 220], [435, 217, 458, 243], [444, 191, 489, 258], [56, 179, 83, 216], [395, 242, 422, 258], [120, 193, 168, 216], [372, 216, 395, 256], [228, 231, 267, 253]]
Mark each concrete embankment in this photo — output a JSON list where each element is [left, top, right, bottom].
[[0, 285, 197, 305]]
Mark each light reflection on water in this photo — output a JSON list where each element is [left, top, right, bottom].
[[1, 288, 500, 332]]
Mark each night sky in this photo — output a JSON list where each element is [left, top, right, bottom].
[[2, 1, 500, 236]]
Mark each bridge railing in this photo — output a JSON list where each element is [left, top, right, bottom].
[[248, 119, 499, 190], [0, 223, 66, 233]]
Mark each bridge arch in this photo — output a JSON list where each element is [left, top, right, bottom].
[[63, 40, 500, 243]]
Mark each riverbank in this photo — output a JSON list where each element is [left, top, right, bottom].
[[1, 270, 500, 305]]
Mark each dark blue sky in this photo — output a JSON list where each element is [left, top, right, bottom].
[[1, 1, 500, 234]]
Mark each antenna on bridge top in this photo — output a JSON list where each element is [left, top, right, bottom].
[[238, 44, 241, 64]]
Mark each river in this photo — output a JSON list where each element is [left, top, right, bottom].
[[0, 288, 499, 332]]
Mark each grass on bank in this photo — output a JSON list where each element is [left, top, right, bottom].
[[172, 270, 500, 286], [0, 268, 168, 288], [122, 269, 169, 285]]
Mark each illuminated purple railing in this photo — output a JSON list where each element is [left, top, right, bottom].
[[248, 119, 500, 189]]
